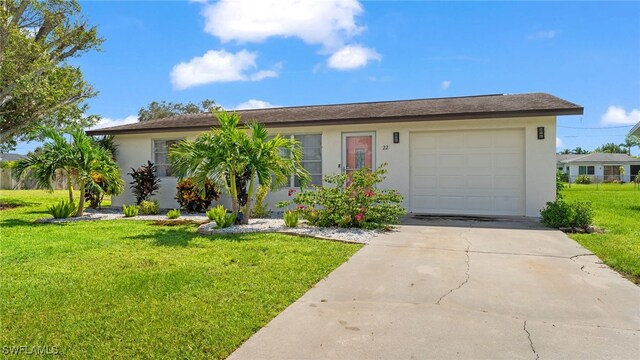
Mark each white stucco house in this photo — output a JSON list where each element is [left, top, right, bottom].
[[557, 153, 640, 183], [87, 93, 583, 217]]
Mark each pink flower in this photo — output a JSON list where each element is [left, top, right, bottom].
[[355, 213, 365, 222], [288, 189, 297, 197], [364, 190, 375, 198], [296, 205, 307, 210], [360, 207, 366, 212]]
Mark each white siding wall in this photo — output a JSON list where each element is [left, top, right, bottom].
[[111, 116, 557, 217], [568, 163, 634, 183]]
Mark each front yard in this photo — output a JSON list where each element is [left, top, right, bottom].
[[563, 183, 640, 284], [0, 190, 361, 358]]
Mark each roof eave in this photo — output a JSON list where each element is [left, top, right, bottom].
[[86, 107, 584, 136]]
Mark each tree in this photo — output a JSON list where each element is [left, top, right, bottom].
[[622, 135, 640, 155], [0, 1, 104, 151], [169, 111, 308, 224], [138, 99, 220, 122], [558, 149, 571, 155], [593, 142, 627, 154], [571, 147, 589, 154], [14, 127, 123, 216]]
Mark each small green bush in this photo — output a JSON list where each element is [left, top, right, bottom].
[[138, 200, 160, 215], [540, 200, 594, 229], [123, 204, 139, 217], [571, 201, 594, 229], [206, 205, 236, 229], [540, 201, 573, 228], [635, 171, 640, 184], [575, 175, 592, 184], [166, 209, 181, 219], [48, 200, 76, 219], [283, 210, 299, 227]]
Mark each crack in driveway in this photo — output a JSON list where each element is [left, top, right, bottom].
[[436, 226, 473, 305], [523, 320, 539, 360]]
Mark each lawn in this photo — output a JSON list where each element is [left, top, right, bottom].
[[0, 190, 362, 358], [562, 183, 640, 284]]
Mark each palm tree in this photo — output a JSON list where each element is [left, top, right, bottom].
[[169, 111, 308, 224], [14, 127, 123, 217]]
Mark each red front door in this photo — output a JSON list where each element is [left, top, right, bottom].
[[345, 135, 373, 178]]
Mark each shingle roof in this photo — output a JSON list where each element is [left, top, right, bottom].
[[0, 153, 26, 162], [557, 153, 640, 164], [87, 92, 583, 136]]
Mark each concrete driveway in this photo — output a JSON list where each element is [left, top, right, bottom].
[[230, 218, 640, 359]]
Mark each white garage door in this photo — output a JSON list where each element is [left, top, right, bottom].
[[410, 129, 525, 216]]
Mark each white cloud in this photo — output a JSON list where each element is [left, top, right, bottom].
[[600, 105, 640, 126], [234, 99, 279, 110], [556, 137, 564, 149], [201, 0, 364, 49], [89, 115, 138, 130], [170, 49, 277, 90], [441, 80, 451, 90], [528, 30, 558, 40], [327, 45, 380, 70]]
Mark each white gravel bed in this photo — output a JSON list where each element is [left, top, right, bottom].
[[197, 218, 379, 244], [35, 208, 210, 223], [34, 209, 379, 243]]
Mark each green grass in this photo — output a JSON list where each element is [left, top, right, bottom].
[[0, 190, 362, 358], [562, 183, 640, 284]]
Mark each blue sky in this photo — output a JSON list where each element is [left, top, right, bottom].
[[14, 0, 640, 154]]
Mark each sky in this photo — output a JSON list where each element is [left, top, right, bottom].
[[13, 0, 640, 155]]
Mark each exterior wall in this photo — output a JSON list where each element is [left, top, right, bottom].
[[566, 163, 637, 183], [111, 115, 557, 217]]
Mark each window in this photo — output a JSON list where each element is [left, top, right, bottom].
[[269, 134, 323, 187], [153, 139, 181, 177], [294, 134, 322, 187], [578, 165, 595, 175]]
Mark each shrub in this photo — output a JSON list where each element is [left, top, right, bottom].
[[138, 200, 160, 215], [128, 161, 161, 204], [540, 201, 574, 228], [540, 200, 593, 229], [251, 183, 271, 218], [575, 175, 592, 184], [279, 163, 406, 230], [206, 205, 236, 229], [283, 210, 299, 227], [175, 178, 220, 212], [47, 200, 76, 219], [571, 201, 594, 229], [635, 171, 640, 184], [123, 204, 139, 217], [166, 209, 181, 219]]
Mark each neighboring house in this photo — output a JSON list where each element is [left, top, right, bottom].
[[0, 153, 26, 189], [557, 153, 640, 183], [87, 93, 583, 217], [630, 121, 640, 137]]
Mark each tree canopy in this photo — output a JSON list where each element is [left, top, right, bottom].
[[0, 0, 103, 152], [593, 142, 627, 154], [138, 99, 220, 122]]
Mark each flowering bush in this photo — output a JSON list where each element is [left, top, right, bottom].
[[279, 163, 405, 230]]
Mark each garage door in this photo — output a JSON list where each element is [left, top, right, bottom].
[[410, 129, 525, 216]]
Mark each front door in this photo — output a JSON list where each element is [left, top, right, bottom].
[[343, 133, 374, 178]]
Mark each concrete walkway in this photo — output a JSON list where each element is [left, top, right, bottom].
[[229, 218, 640, 359]]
